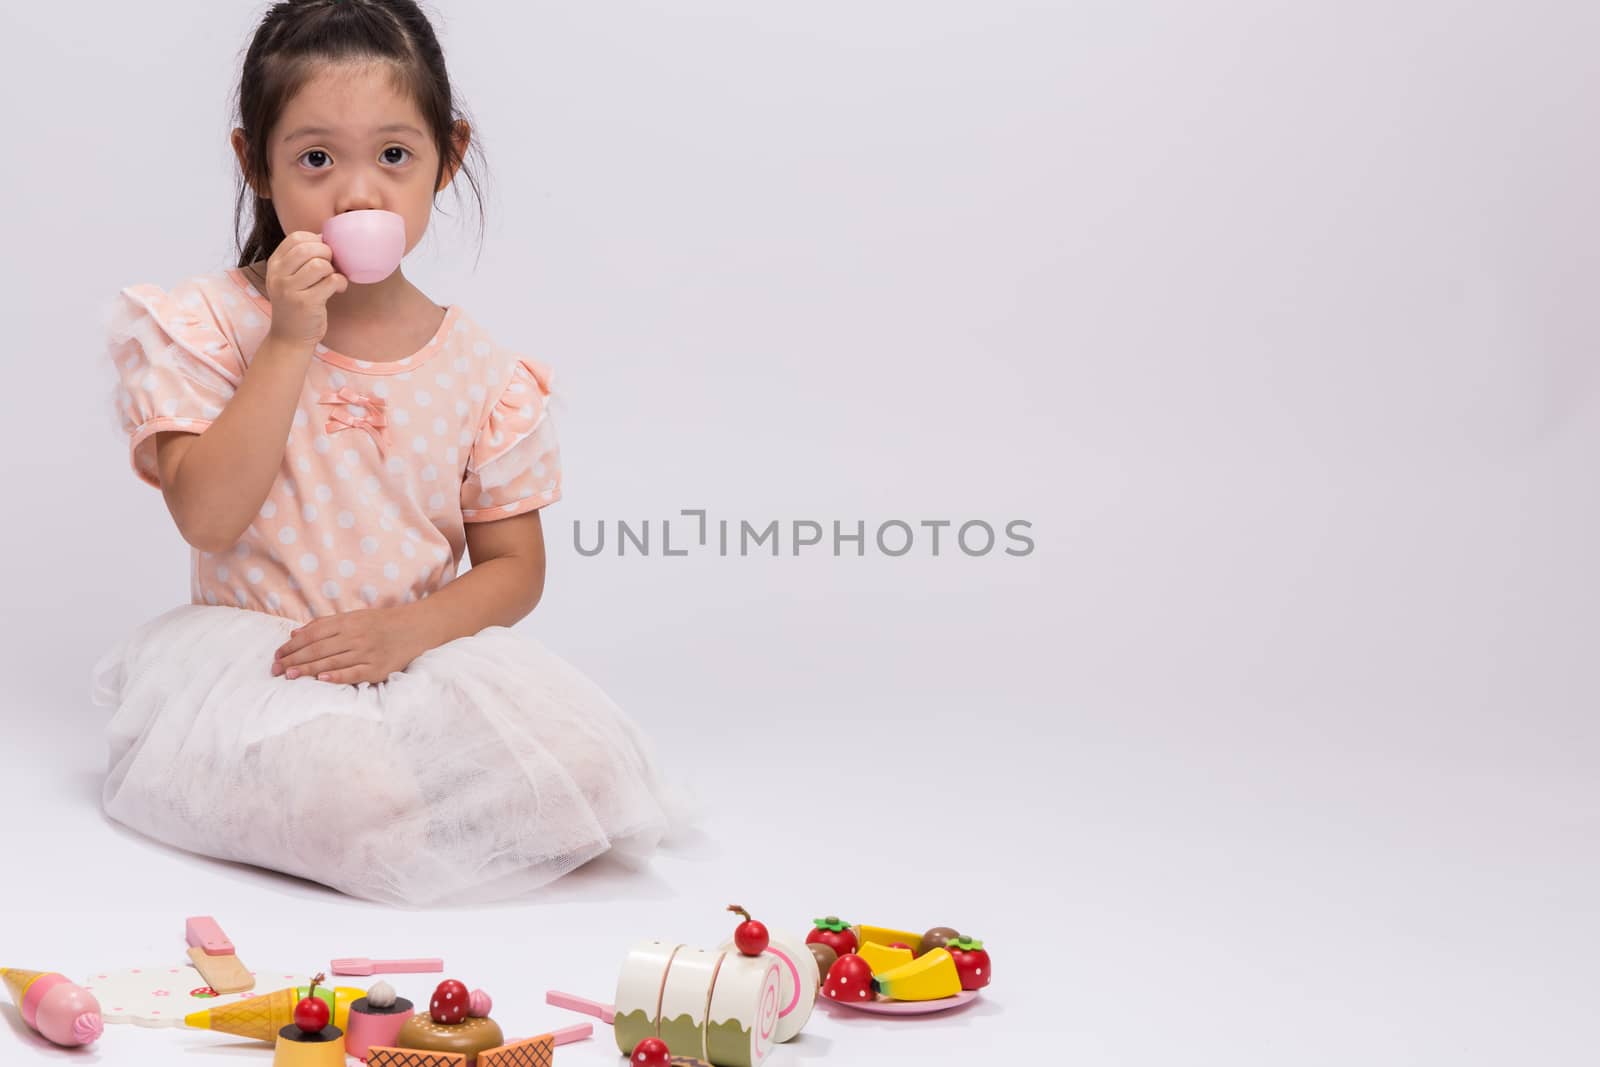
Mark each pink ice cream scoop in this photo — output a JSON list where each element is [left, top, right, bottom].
[[321, 209, 407, 284], [1, 969, 103, 1047]]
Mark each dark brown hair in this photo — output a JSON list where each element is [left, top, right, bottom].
[[231, 0, 486, 269]]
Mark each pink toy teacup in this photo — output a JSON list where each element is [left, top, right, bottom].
[[321, 209, 407, 284]]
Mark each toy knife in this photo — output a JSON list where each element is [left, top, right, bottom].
[[184, 916, 254, 994]]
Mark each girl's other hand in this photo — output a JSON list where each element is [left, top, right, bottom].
[[271, 604, 426, 686], [261, 230, 348, 349]]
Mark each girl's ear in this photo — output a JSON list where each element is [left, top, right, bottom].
[[436, 119, 471, 193], [231, 127, 270, 199]]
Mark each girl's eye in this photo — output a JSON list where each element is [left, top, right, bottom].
[[301, 149, 331, 169], [382, 146, 411, 165]]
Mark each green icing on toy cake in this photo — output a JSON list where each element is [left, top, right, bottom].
[[705, 1016, 756, 1067], [657, 1013, 705, 1061], [614, 1008, 655, 1055]]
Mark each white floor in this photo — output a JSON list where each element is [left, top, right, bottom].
[[5, 450, 1600, 1064]]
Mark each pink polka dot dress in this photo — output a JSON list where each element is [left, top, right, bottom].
[[88, 268, 695, 906], [112, 268, 559, 619]]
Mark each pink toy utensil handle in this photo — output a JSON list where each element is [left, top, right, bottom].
[[374, 958, 442, 974], [551, 1023, 594, 1046], [545, 990, 615, 1025], [184, 916, 234, 956], [330, 957, 444, 975]]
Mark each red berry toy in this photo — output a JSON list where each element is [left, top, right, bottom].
[[632, 1036, 671, 1067], [806, 916, 858, 957], [430, 979, 470, 1025], [946, 936, 992, 991], [292, 973, 331, 1034], [727, 904, 770, 956], [821, 952, 875, 1002]]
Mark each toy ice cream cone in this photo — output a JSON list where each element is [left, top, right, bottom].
[[187, 986, 285, 1041], [1, 967, 103, 1047], [186, 983, 362, 1042], [2, 968, 45, 1003]]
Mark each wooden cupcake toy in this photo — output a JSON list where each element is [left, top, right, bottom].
[[271, 974, 346, 1067], [344, 980, 417, 1061], [393, 980, 504, 1065]]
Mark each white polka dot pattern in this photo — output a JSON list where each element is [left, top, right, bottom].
[[107, 270, 564, 623]]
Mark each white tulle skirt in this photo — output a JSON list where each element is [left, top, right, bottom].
[[89, 603, 698, 906]]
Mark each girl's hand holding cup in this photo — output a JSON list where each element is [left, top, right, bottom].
[[259, 231, 348, 349]]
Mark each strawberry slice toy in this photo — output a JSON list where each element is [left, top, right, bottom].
[[806, 916, 858, 957], [430, 979, 470, 1025], [946, 936, 992, 991], [632, 1036, 671, 1066], [821, 953, 874, 1003]]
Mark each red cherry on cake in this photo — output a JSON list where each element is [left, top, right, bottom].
[[293, 973, 331, 1034], [430, 979, 470, 1025], [632, 1037, 671, 1067], [727, 904, 770, 956], [821, 952, 874, 1002]]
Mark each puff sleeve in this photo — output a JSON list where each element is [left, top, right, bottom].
[[105, 281, 246, 488], [460, 356, 563, 521]]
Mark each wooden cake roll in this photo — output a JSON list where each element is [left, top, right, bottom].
[[705, 952, 782, 1067], [613, 940, 683, 1056], [656, 947, 722, 1060], [716, 930, 817, 1044], [612, 940, 785, 1067]]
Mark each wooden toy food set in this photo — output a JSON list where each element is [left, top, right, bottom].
[[544, 905, 997, 1066], [806, 916, 993, 1016], [254, 975, 582, 1067], [3, 905, 993, 1063], [1, 912, 590, 1064]]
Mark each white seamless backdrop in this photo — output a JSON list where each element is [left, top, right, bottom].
[[0, 2, 1594, 1065]]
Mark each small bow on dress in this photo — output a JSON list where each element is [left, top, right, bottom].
[[317, 385, 389, 454]]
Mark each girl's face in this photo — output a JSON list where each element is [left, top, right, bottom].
[[234, 60, 468, 263]]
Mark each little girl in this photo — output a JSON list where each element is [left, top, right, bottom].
[[92, 0, 692, 906]]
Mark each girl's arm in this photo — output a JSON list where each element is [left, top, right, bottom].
[[405, 509, 549, 646], [154, 334, 313, 553], [152, 232, 342, 553]]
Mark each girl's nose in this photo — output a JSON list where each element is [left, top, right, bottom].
[[336, 182, 384, 215]]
